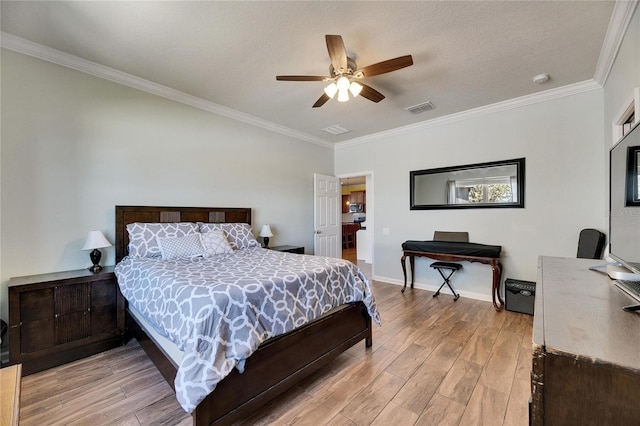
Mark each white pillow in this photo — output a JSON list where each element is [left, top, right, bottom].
[[200, 230, 234, 257], [157, 233, 205, 260], [127, 222, 199, 258], [198, 223, 260, 250]]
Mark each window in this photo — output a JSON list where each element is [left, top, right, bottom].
[[613, 87, 639, 143], [623, 112, 636, 136]]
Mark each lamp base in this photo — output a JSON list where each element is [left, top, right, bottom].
[[88, 249, 103, 273], [263, 237, 270, 249], [88, 264, 103, 273]]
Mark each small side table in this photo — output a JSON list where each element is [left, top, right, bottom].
[[270, 245, 304, 254]]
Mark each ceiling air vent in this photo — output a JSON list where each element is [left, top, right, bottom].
[[405, 101, 435, 114], [321, 124, 351, 136]]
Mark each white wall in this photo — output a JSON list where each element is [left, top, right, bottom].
[[1, 5, 636, 327], [0, 49, 333, 322], [335, 89, 606, 300], [604, 6, 639, 148]]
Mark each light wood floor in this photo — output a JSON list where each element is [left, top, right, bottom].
[[20, 280, 532, 426], [342, 247, 357, 263]]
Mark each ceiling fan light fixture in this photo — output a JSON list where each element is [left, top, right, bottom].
[[336, 76, 350, 91], [349, 81, 363, 97], [277, 35, 413, 108], [324, 82, 338, 98]]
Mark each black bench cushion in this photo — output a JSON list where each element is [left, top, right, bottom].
[[402, 240, 502, 258]]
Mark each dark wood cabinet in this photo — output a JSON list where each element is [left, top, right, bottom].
[[531, 257, 640, 425], [8, 266, 125, 375], [349, 190, 365, 205], [342, 195, 350, 213], [270, 245, 305, 254], [342, 191, 366, 213], [342, 223, 361, 249]]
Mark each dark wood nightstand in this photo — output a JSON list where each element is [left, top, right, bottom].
[[270, 245, 304, 254], [8, 266, 125, 375]]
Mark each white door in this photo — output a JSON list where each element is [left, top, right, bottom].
[[314, 173, 341, 257]]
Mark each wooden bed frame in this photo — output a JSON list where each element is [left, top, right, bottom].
[[114, 206, 373, 426]]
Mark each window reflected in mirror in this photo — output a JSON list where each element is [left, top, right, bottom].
[[410, 158, 525, 210]]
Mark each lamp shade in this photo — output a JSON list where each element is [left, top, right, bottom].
[[259, 224, 274, 238], [324, 82, 338, 99], [82, 230, 112, 251]]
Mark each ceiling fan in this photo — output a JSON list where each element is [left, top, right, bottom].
[[276, 35, 413, 108]]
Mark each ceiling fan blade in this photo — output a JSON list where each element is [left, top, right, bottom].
[[358, 83, 385, 103], [325, 35, 348, 73], [357, 55, 413, 78], [276, 75, 329, 81], [312, 93, 331, 108]]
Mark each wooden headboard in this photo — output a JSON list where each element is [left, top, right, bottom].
[[115, 205, 252, 263]]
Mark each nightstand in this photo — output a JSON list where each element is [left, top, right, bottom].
[[8, 266, 125, 375], [270, 245, 305, 254]]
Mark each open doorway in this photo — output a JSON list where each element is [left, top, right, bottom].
[[339, 174, 373, 279]]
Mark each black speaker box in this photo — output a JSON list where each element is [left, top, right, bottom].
[[505, 278, 536, 315]]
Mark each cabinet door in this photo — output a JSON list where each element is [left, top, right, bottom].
[[350, 191, 364, 204], [342, 195, 350, 213], [55, 283, 91, 344], [91, 278, 119, 335], [19, 288, 55, 353]]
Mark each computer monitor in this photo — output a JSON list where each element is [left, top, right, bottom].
[[609, 120, 640, 276]]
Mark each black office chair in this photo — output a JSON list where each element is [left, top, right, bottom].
[[430, 231, 468, 301], [577, 228, 606, 259]]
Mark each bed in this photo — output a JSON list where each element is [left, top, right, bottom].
[[114, 205, 378, 426]]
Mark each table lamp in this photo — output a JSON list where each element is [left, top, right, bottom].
[[259, 224, 274, 248], [82, 230, 112, 272]]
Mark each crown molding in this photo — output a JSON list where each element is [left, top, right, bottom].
[[335, 79, 602, 150], [0, 32, 332, 149], [2, 0, 632, 154], [593, 0, 638, 86]]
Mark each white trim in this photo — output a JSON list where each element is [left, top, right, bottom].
[[372, 275, 493, 303], [0, 32, 332, 149], [593, 0, 639, 86], [335, 80, 602, 150]]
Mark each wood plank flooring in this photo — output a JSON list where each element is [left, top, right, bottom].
[[19, 279, 532, 426], [342, 247, 358, 263]]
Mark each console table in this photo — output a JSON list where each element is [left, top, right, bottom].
[[401, 240, 503, 311], [532, 256, 640, 425]]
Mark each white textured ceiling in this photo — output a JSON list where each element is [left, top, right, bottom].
[[1, 1, 616, 144]]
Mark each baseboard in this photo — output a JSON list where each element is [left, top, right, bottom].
[[372, 275, 493, 303]]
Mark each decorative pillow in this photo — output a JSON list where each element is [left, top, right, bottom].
[[200, 229, 234, 257], [126, 222, 199, 258], [198, 222, 260, 250], [157, 233, 205, 260]]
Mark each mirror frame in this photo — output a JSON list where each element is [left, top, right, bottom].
[[410, 158, 526, 210]]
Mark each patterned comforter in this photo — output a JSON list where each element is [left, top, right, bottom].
[[114, 247, 380, 413]]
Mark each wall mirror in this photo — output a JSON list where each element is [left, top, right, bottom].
[[410, 158, 525, 210]]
